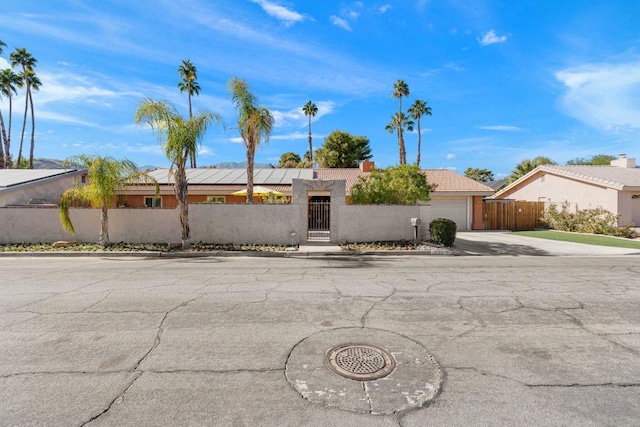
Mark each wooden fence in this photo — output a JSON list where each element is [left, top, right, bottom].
[[483, 201, 545, 231]]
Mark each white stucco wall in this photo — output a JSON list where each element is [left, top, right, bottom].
[[336, 205, 421, 242], [0, 201, 466, 244]]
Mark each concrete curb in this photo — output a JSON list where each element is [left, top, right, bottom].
[[0, 249, 454, 258]]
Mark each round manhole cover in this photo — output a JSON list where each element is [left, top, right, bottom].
[[326, 343, 395, 380]]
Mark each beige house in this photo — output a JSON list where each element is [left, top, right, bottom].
[[491, 155, 640, 226], [0, 169, 86, 207], [117, 161, 494, 231]]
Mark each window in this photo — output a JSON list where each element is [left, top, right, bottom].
[[206, 196, 225, 204], [144, 197, 162, 208]]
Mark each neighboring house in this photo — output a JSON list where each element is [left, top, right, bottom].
[[491, 154, 640, 226], [118, 161, 494, 230], [0, 169, 86, 207], [118, 168, 313, 208]]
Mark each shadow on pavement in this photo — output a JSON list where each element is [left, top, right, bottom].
[[454, 238, 551, 256]]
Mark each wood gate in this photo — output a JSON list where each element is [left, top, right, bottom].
[[308, 198, 331, 241], [484, 201, 545, 230]]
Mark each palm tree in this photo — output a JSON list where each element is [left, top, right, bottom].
[[407, 99, 432, 168], [59, 155, 158, 246], [228, 77, 274, 204], [178, 59, 201, 167], [385, 112, 414, 165], [10, 48, 37, 168], [0, 40, 6, 54], [26, 70, 41, 169], [135, 98, 221, 248], [302, 101, 318, 167], [392, 79, 410, 164], [508, 156, 556, 184], [0, 68, 21, 168]]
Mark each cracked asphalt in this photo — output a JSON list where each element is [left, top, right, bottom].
[[1, 255, 639, 426]]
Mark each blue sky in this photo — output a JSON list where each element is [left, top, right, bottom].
[[1, 0, 639, 177]]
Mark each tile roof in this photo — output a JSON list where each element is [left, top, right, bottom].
[[540, 165, 640, 189]]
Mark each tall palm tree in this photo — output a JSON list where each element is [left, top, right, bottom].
[[392, 79, 410, 164], [228, 77, 274, 204], [26, 70, 41, 169], [0, 40, 6, 54], [59, 155, 158, 246], [302, 101, 318, 167], [178, 59, 201, 168], [385, 112, 414, 165], [10, 48, 37, 168], [407, 99, 432, 168], [135, 98, 221, 248], [0, 69, 21, 168]]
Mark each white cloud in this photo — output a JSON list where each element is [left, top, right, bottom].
[[446, 153, 456, 160], [477, 125, 521, 131], [0, 58, 10, 68], [478, 30, 507, 46], [555, 61, 640, 130], [330, 16, 352, 31], [379, 4, 393, 13], [272, 101, 336, 127], [250, 0, 305, 26]]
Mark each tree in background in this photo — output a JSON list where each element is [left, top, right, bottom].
[[385, 111, 413, 165], [464, 167, 494, 183], [508, 156, 556, 184], [135, 98, 221, 248], [407, 99, 432, 168], [279, 152, 302, 168], [59, 155, 158, 246], [228, 77, 274, 203], [392, 79, 410, 164], [314, 130, 372, 168], [10, 48, 38, 168], [302, 101, 318, 167], [566, 154, 616, 165], [177, 59, 201, 167], [0, 40, 5, 168], [351, 164, 434, 205], [0, 65, 22, 169], [26, 70, 41, 169]]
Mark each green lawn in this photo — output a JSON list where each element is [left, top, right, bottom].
[[512, 230, 640, 249]]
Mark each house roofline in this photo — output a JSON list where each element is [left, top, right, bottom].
[[0, 169, 86, 194]]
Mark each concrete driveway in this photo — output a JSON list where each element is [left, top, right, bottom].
[[454, 231, 640, 256], [1, 255, 639, 426]]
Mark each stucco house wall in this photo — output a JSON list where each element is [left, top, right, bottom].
[[504, 172, 619, 211], [0, 171, 85, 207]]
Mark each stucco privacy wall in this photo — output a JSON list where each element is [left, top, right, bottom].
[[1, 203, 442, 244], [337, 205, 422, 242]]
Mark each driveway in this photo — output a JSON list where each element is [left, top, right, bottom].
[[454, 231, 640, 256], [1, 256, 639, 426]]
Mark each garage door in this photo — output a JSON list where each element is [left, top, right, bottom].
[[632, 196, 640, 226], [424, 197, 469, 230]]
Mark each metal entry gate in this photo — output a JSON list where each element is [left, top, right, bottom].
[[308, 199, 331, 241]]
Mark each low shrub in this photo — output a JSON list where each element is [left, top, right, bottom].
[[429, 218, 457, 247], [540, 201, 636, 238]]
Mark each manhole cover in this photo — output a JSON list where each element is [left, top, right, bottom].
[[326, 343, 395, 380]]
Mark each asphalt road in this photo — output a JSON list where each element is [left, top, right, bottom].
[[1, 255, 639, 426]]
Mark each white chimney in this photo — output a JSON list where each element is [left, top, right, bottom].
[[610, 154, 636, 168]]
